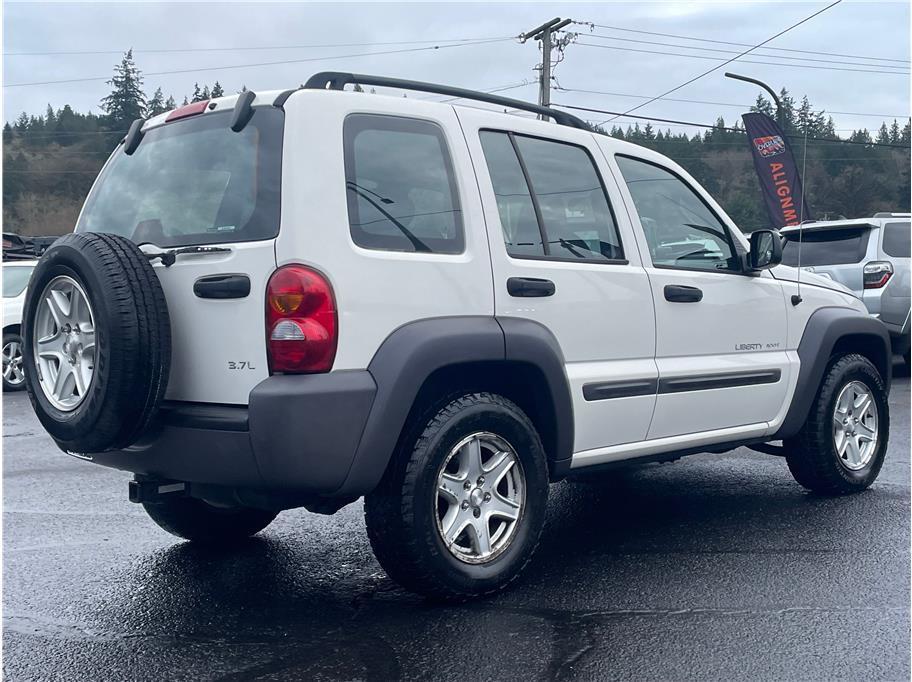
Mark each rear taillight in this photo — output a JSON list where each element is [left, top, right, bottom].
[[265, 265, 337, 374], [863, 261, 893, 289]]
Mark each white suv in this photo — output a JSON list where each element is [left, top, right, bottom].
[[22, 73, 892, 599]]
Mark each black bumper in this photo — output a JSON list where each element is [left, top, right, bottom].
[[90, 371, 377, 496]]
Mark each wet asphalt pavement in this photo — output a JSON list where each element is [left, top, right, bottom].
[[3, 367, 909, 681]]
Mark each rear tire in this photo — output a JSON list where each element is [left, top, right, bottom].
[[785, 353, 889, 495], [142, 497, 277, 545], [364, 392, 549, 601]]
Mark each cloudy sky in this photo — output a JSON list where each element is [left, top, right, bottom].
[[3, 1, 910, 136]]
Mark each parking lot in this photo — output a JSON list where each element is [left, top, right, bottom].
[[3, 366, 909, 681]]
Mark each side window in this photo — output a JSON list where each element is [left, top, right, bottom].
[[882, 222, 911, 258], [343, 114, 464, 254], [615, 155, 740, 272], [480, 131, 624, 261]]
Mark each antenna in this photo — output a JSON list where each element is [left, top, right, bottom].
[[791, 124, 811, 306]]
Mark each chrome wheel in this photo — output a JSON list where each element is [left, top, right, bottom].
[[832, 380, 878, 471], [32, 275, 97, 411], [2, 338, 25, 387], [435, 432, 525, 564]]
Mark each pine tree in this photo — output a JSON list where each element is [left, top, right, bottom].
[[751, 94, 775, 118], [778, 88, 796, 132], [45, 104, 57, 129], [889, 120, 901, 144], [191, 83, 203, 103], [165, 95, 176, 110], [210, 81, 225, 98], [876, 123, 890, 145], [902, 121, 911, 145], [182, 96, 189, 106], [99, 49, 146, 128], [201, 85, 210, 100], [147, 87, 167, 116]]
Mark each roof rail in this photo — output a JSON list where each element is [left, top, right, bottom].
[[302, 72, 590, 130]]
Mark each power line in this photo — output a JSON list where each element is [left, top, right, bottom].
[[3, 36, 515, 57], [554, 86, 911, 120], [4, 38, 512, 88], [581, 22, 910, 65], [601, 0, 845, 124], [553, 102, 911, 149], [582, 34, 909, 71], [574, 41, 908, 76]]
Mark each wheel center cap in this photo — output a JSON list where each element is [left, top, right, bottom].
[[469, 488, 485, 508]]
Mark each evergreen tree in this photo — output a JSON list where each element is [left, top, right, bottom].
[[751, 94, 775, 118], [147, 87, 167, 116], [210, 81, 225, 98], [876, 123, 890, 145], [45, 104, 57, 129], [889, 120, 901, 144], [778, 88, 796, 132], [201, 85, 210, 100], [99, 49, 146, 128], [902, 121, 911, 145], [191, 83, 203, 103], [181, 96, 189, 106], [165, 95, 176, 110]]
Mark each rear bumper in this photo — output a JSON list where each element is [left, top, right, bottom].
[[89, 371, 377, 496]]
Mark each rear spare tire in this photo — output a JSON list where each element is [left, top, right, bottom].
[[22, 233, 171, 453]]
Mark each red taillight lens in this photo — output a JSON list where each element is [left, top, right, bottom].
[[863, 261, 893, 289], [265, 265, 337, 373]]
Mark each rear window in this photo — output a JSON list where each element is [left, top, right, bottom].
[[781, 227, 870, 266], [3, 266, 33, 297], [76, 108, 283, 248], [882, 221, 911, 258]]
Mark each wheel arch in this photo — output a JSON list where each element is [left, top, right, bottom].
[[775, 306, 891, 440], [3, 324, 21, 336], [336, 316, 574, 497]]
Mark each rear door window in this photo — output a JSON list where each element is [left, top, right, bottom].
[[479, 131, 623, 261], [77, 108, 283, 248], [881, 222, 911, 258], [343, 114, 464, 254], [781, 227, 870, 266]]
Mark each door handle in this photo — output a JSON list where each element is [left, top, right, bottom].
[[507, 277, 555, 297], [664, 284, 703, 303], [193, 274, 251, 299]]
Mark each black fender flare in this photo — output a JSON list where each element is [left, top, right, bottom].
[[775, 306, 891, 440], [335, 316, 574, 496]]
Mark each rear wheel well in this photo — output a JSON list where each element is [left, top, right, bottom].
[[831, 333, 890, 383], [3, 324, 21, 337], [398, 361, 563, 479]]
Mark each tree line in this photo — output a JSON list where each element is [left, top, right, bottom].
[[3, 50, 910, 235]]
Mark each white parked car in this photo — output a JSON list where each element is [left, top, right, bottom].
[[21, 74, 892, 599], [3, 260, 37, 391]]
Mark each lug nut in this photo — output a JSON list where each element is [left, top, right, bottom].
[[484, 492, 491, 502], [473, 508, 481, 518], [461, 500, 469, 510], [477, 476, 485, 485], [463, 481, 472, 490]]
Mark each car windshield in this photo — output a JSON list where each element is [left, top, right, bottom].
[[3, 266, 34, 297], [76, 108, 283, 248], [781, 227, 870, 266]]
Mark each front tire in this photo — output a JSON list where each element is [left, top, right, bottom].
[[364, 392, 549, 600], [785, 353, 889, 495], [142, 497, 277, 545], [2, 333, 27, 391]]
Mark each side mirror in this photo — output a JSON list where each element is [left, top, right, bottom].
[[748, 229, 782, 271]]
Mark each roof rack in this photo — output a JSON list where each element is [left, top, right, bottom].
[[302, 72, 590, 131]]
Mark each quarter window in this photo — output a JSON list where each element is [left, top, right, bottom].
[[615, 155, 740, 272], [882, 221, 911, 258], [480, 131, 623, 261], [344, 114, 464, 254]]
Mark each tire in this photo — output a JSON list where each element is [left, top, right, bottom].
[[22, 233, 170, 453], [364, 392, 549, 600], [142, 497, 277, 545], [2, 332, 27, 392], [904, 352, 910, 367], [785, 353, 889, 495]]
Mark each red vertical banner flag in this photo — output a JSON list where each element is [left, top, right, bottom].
[[741, 112, 813, 228]]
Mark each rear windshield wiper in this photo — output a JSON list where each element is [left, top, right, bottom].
[[141, 244, 231, 267]]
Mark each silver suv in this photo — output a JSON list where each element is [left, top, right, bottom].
[[781, 214, 911, 364]]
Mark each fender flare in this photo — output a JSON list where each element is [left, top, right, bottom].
[[335, 316, 574, 496], [775, 306, 891, 440]]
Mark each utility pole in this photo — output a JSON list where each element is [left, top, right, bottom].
[[521, 17, 572, 113]]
